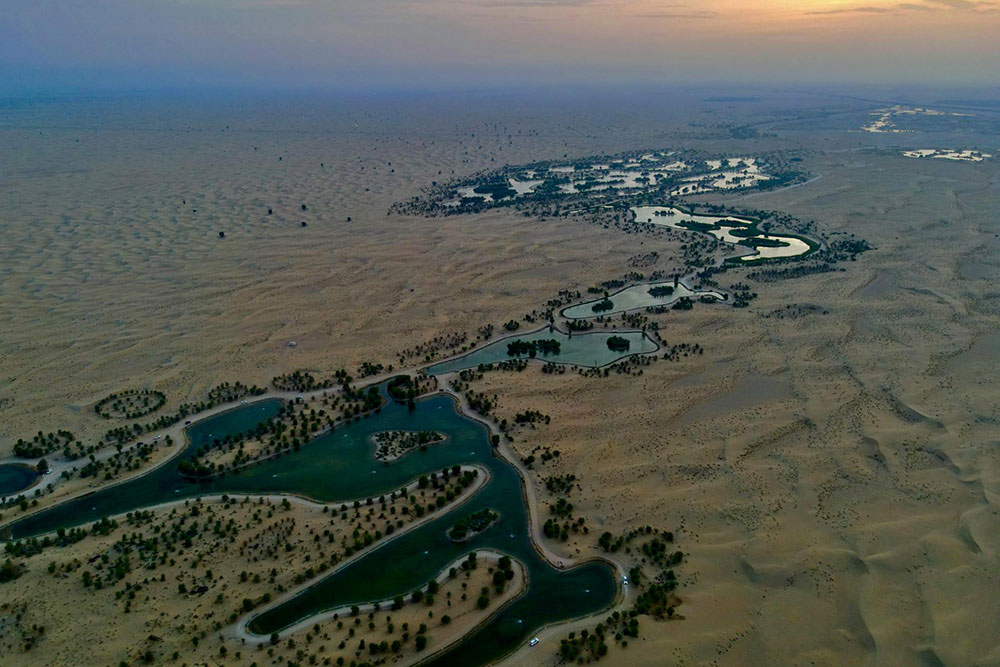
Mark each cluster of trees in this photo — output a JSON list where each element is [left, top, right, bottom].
[[94, 389, 167, 420], [13, 430, 76, 458], [660, 342, 703, 362], [606, 336, 631, 352], [5, 518, 122, 560], [566, 319, 594, 331], [521, 446, 560, 470], [506, 338, 561, 357], [591, 298, 614, 313], [178, 387, 385, 480], [599, 525, 673, 553], [560, 626, 610, 662], [544, 473, 576, 495], [398, 330, 470, 364], [99, 379, 271, 447], [648, 285, 675, 297], [80, 440, 158, 481], [358, 362, 385, 378], [558, 526, 685, 661], [447, 508, 500, 541], [387, 375, 415, 402], [472, 181, 517, 200], [634, 581, 681, 618], [271, 370, 334, 392], [543, 497, 587, 542], [7, 472, 501, 663], [730, 282, 759, 308], [0, 558, 24, 582], [373, 430, 445, 460], [747, 262, 837, 283], [491, 555, 515, 595], [206, 382, 266, 404], [514, 410, 549, 425]]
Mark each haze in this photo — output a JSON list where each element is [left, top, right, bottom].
[[2, 0, 998, 94]]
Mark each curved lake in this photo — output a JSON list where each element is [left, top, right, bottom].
[[3, 389, 616, 666], [562, 280, 726, 319], [0, 464, 40, 496], [425, 328, 657, 375], [5, 399, 285, 538], [631, 205, 812, 261]]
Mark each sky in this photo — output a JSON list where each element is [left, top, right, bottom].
[[1, 0, 998, 93]]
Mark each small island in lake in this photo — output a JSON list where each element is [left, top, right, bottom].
[[372, 430, 446, 461], [448, 508, 500, 542], [606, 336, 631, 352]]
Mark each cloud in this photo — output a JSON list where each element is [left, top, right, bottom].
[[922, 0, 976, 7], [631, 3, 716, 18], [476, 0, 602, 5], [806, 5, 894, 13], [636, 9, 717, 18], [806, 0, 995, 13], [924, 0, 1000, 9]]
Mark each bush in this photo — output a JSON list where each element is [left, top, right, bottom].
[[606, 336, 630, 352]]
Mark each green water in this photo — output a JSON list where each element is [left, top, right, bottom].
[[4, 390, 616, 665], [561, 281, 726, 319], [6, 399, 285, 538], [0, 464, 39, 496], [426, 327, 657, 375]]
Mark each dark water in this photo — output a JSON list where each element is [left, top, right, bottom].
[[0, 464, 39, 496], [6, 390, 615, 665], [6, 399, 285, 538]]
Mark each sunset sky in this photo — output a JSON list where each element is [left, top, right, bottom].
[[2, 0, 997, 92]]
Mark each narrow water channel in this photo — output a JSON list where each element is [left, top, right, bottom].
[[5, 388, 616, 665]]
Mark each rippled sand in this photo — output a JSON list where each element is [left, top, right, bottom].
[[3, 91, 1000, 666]]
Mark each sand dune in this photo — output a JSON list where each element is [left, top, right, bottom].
[[2, 92, 999, 665]]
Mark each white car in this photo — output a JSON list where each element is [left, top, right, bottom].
[[529, 638, 539, 647]]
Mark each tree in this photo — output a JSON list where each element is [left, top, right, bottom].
[[36, 458, 49, 474], [0, 559, 21, 583], [415, 635, 428, 651]]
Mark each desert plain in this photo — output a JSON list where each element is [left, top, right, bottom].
[[1, 88, 999, 666]]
